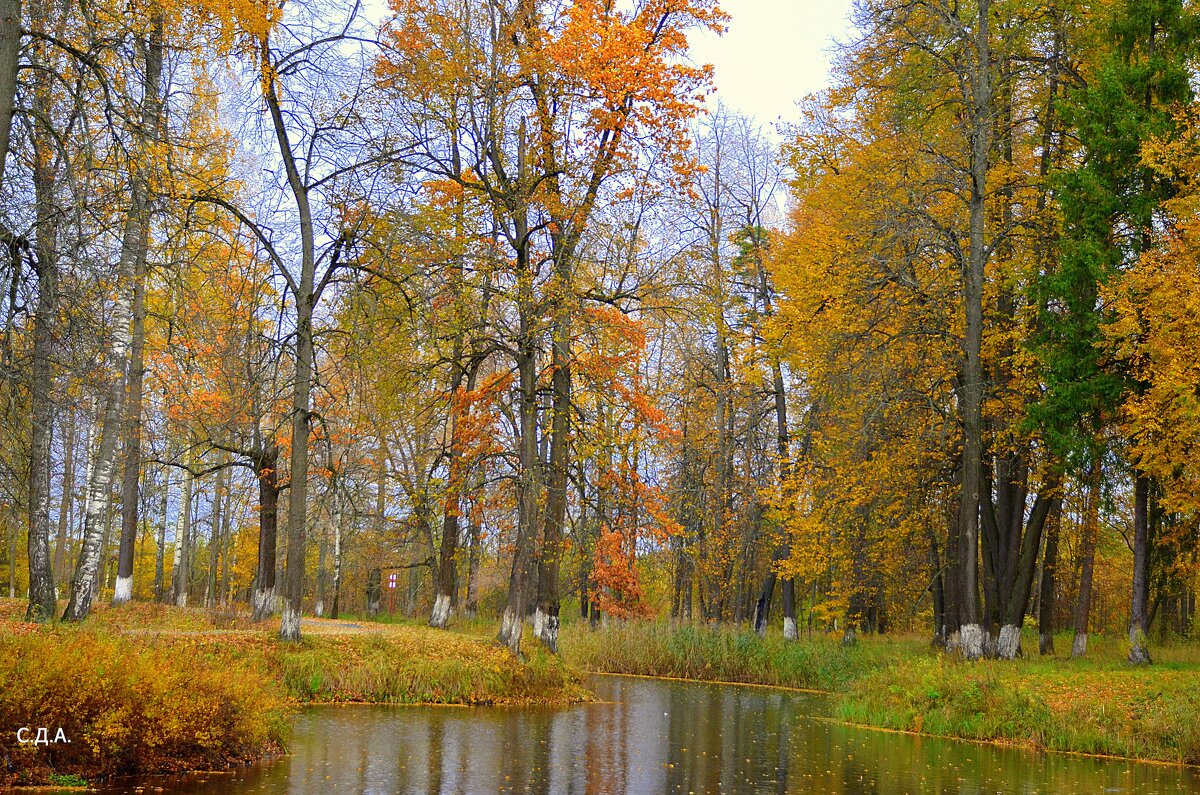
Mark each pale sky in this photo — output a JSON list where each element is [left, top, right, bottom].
[[689, 0, 858, 133]]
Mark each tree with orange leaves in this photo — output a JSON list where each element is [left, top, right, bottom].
[[377, 0, 724, 656]]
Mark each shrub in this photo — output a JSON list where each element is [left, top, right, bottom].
[[0, 629, 289, 786]]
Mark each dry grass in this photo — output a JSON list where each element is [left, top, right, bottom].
[[0, 627, 289, 787], [0, 598, 588, 786]]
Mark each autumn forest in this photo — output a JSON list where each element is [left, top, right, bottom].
[[2, 0, 1200, 695]]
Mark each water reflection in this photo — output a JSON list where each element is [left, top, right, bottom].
[[103, 675, 1200, 794]]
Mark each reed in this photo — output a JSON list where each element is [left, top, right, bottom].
[[560, 619, 910, 691]]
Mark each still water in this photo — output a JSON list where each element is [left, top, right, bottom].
[[105, 674, 1200, 794]]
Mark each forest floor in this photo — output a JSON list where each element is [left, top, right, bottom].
[[558, 619, 1200, 767], [0, 598, 584, 788]]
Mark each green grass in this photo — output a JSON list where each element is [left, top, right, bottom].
[[48, 772, 90, 787], [561, 619, 919, 691], [837, 653, 1200, 764]]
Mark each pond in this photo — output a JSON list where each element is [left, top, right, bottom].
[[101, 674, 1200, 794]]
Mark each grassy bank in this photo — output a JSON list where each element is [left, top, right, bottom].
[[76, 602, 585, 707], [561, 619, 916, 691], [0, 600, 584, 786], [562, 620, 1200, 765], [0, 627, 289, 787], [264, 629, 584, 705], [838, 654, 1200, 764]]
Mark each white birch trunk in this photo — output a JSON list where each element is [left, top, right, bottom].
[[173, 452, 193, 608], [62, 186, 139, 621], [330, 512, 342, 617], [62, 397, 125, 620], [314, 517, 326, 617], [170, 502, 182, 578]]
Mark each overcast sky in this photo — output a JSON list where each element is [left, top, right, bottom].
[[689, 0, 858, 134]]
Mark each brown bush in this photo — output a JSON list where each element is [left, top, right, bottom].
[[0, 629, 289, 786]]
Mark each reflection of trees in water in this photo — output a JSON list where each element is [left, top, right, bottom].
[[187, 678, 1200, 795]]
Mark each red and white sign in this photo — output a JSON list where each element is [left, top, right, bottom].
[[388, 573, 397, 589]]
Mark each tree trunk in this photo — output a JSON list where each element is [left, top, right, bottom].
[[153, 470, 165, 600], [499, 340, 538, 655], [5, 507, 14, 598], [713, 339, 733, 623], [168, 492, 181, 600], [465, 518, 480, 618], [1072, 458, 1101, 657], [63, 154, 143, 620], [113, 17, 163, 607], [25, 82, 59, 623], [0, 0, 19, 192], [995, 489, 1058, 660], [943, 498, 963, 648], [1038, 498, 1062, 654], [957, 0, 993, 662], [259, 37, 317, 644], [534, 303, 570, 652], [314, 510, 327, 617], [330, 507, 342, 619], [930, 535, 946, 646], [100, 484, 116, 600], [781, 578, 797, 640], [218, 473, 233, 606], [756, 353, 793, 639], [279, 276, 313, 642], [205, 464, 225, 608], [753, 569, 777, 637], [154, 467, 168, 602], [252, 445, 279, 620], [499, 205, 539, 657], [1129, 473, 1152, 665], [366, 567, 381, 618], [53, 405, 74, 590], [431, 360, 466, 630], [172, 451, 194, 608]]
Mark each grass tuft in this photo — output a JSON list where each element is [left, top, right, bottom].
[[561, 620, 910, 691]]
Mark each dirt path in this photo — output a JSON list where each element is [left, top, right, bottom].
[[115, 615, 418, 638]]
